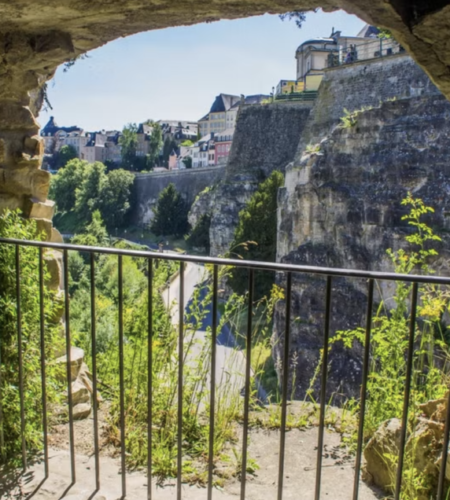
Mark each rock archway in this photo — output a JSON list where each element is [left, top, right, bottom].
[[1, 0, 450, 225]]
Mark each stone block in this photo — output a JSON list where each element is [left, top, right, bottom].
[[34, 217, 52, 240], [24, 135, 44, 157], [363, 418, 401, 489], [72, 402, 91, 420], [24, 197, 55, 219], [0, 166, 50, 201], [51, 226, 63, 243], [71, 379, 90, 406], [56, 346, 85, 382], [0, 102, 39, 131], [0, 193, 24, 213], [43, 248, 62, 290], [16, 152, 41, 169]]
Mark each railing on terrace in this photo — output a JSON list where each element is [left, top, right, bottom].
[[1, 237, 450, 500], [274, 90, 318, 103], [327, 37, 405, 68]]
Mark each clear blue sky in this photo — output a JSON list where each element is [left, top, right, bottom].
[[39, 9, 364, 131]]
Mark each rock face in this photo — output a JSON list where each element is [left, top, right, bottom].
[[272, 56, 450, 402], [206, 103, 312, 256], [364, 395, 450, 499]]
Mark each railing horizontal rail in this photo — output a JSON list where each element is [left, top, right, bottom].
[[2, 236, 450, 500], [2, 237, 450, 284]]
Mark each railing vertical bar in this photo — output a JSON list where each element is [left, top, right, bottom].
[[16, 245, 27, 471], [63, 248, 76, 483], [352, 278, 374, 500], [147, 258, 153, 500], [207, 265, 219, 500], [118, 254, 126, 498], [39, 247, 49, 478], [314, 275, 332, 500], [437, 387, 450, 499], [0, 267, 4, 462], [240, 268, 254, 500], [177, 261, 184, 500], [277, 272, 292, 500], [394, 281, 419, 500], [90, 253, 100, 491]]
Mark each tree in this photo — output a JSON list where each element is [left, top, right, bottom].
[[74, 161, 107, 221], [181, 140, 193, 147], [228, 170, 284, 298], [99, 169, 135, 229], [56, 144, 78, 169], [119, 123, 138, 170], [162, 136, 178, 167], [182, 156, 192, 169], [150, 183, 189, 237], [148, 123, 163, 168], [186, 214, 210, 253], [279, 11, 307, 28], [72, 209, 109, 247], [50, 158, 88, 212]]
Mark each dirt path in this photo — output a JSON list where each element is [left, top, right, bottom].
[[1, 419, 382, 500]]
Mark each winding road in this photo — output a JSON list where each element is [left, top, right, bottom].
[[162, 261, 266, 403]]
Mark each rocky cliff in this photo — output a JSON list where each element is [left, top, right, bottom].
[[273, 86, 450, 401]]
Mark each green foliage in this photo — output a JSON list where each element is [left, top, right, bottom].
[[278, 11, 307, 28], [228, 171, 284, 298], [56, 144, 78, 169], [98, 169, 135, 230], [51, 161, 134, 232], [150, 183, 190, 237], [305, 143, 321, 154], [186, 214, 211, 253], [0, 210, 64, 462], [182, 156, 192, 169], [50, 158, 87, 213], [339, 106, 373, 129], [119, 123, 139, 170], [72, 210, 109, 247], [148, 123, 163, 169], [181, 140, 193, 147], [74, 162, 107, 222], [378, 27, 393, 39]]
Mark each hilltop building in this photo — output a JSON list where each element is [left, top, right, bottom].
[[275, 25, 401, 96]]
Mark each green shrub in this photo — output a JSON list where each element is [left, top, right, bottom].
[[186, 214, 211, 253], [0, 210, 64, 462], [228, 171, 284, 298]]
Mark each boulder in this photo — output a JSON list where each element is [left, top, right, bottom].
[[56, 346, 85, 382], [363, 418, 401, 489], [72, 402, 91, 420], [71, 379, 90, 406]]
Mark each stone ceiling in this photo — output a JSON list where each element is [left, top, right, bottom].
[[0, 0, 450, 100]]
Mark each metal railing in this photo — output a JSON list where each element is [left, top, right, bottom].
[[1, 236, 450, 500], [327, 38, 405, 68], [274, 90, 318, 103]]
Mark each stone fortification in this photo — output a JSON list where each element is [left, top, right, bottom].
[[131, 166, 225, 226], [297, 54, 441, 152], [202, 103, 311, 256]]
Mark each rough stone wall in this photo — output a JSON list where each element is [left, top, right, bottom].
[[206, 103, 312, 256], [297, 54, 441, 152], [274, 93, 450, 401], [131, 166, 225, 225]]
